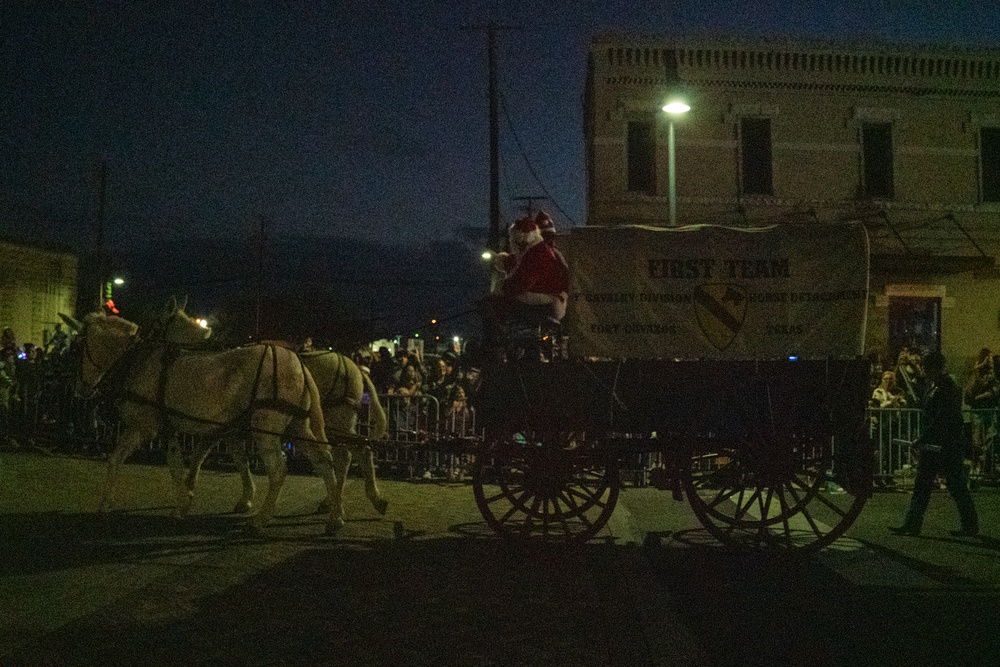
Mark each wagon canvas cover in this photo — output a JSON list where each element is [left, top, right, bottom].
[[561, 223, 869, 360]]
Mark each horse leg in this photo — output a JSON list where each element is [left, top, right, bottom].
[[300, 443, 344, 535], [98, 428, 147, 513], [248, 437, 287, 533], [354, 444, 388, 515], [229, 438, 256, 514], [167, 433, 208, 518]]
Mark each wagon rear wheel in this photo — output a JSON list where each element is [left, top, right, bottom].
[[472, 431, 620, 543], [683, 389, 871, 557]]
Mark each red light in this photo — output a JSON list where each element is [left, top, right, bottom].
[[105, 299, 119, 314]]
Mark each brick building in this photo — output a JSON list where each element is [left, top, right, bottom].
[[583, 35, 1000, 373]]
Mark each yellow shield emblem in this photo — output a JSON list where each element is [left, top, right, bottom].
[[693, 283, 748, 351]]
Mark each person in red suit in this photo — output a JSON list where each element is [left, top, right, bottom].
[[490, 214, 569, 324]]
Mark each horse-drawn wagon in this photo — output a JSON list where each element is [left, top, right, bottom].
[[49, 221, 873, 557], [469, 222, 874, 556]]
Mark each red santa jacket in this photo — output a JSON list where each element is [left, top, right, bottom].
[[500, 240, 569, 300]]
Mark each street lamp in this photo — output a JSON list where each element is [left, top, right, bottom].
[[662, 100, 690, 226]]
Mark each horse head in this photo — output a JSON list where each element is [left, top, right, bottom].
[[77, 311, 140, 396], [156, 296, 213, 345]]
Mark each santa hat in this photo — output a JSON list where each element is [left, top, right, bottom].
[[509, 215, 543, 247], [535, 211, 555, 237]]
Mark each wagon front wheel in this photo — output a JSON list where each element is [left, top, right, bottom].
[[472, 432, 620, 543]]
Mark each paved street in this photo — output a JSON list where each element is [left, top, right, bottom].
[[2, 448, 999, 666]]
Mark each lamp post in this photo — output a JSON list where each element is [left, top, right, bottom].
[[662, 100, 690, 227]]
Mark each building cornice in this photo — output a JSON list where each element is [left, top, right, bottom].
[[601, 75, 1000, 99], [591, 35, 1000, 94], [592, 33, 1000, 60]]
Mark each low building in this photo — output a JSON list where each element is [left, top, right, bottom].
[[584, 34, 1000, 374], [0, 238, 78, 349]]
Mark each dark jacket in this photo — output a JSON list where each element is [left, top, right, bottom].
[[918, 373, 966, 461]]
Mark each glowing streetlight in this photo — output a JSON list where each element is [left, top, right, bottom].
[[662, 100, 691, 226]]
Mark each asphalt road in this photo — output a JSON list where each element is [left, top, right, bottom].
[[2, 449, 999, 666]]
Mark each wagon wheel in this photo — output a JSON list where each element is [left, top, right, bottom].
[[683, 388, 870, 557], [472, 431, 620, 543]]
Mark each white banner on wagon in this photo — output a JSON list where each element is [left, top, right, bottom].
[[560, 223, 870, 360]]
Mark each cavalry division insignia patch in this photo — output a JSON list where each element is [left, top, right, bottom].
[[693, 283, 748, 351]]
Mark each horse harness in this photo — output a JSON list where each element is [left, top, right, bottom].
[[307, 350, 362, 413], [106, 342, 313, 438]]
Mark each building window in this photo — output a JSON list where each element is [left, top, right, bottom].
[[888, 296, 940, 361], [740, 117, 773, 196], [981, 127, 1000, 203], [862, 122, 894, 199], [627, 121, 656, 195]]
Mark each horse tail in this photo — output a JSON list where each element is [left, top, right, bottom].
[[361, 368, 388, 440], [302, 365, 328, 446]]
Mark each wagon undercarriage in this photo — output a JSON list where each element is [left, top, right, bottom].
[[470, 358, 873, 556]]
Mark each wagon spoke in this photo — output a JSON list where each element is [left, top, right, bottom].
[[550, 495, 574, 534], [809, 486, 850, 517], [797, 500, 826, 539], [496, 503, 522, 527], [565, 482, 603, 506], [760, 486, 775, 521], [558, 488, 582, 514], [777, 486, 794, 544], [704, 485, 742, 510], [732, 486, 759, 521]]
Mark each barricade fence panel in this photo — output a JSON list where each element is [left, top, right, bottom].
[[7, 366, 998, 486], [4, 368, 483, 481], [867, 406, 999, 487]]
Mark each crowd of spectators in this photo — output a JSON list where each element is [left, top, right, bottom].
[[869, 344, 1000, 487], [1, 323, 80, 450], [353, 344, 479, 442]]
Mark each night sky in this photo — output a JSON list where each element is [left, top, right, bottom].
[[3, 1, 999, 253]]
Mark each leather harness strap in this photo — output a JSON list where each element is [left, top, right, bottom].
[[116, 343, 310, 436], [303, 350, 361, 412]]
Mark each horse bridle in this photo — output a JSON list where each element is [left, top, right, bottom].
[[78, 327, 140, 396]]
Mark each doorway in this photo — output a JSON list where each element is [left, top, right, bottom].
[[888, 296, 941, 359]]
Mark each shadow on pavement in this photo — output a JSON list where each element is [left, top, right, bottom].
[[10, 532, 648, 666]]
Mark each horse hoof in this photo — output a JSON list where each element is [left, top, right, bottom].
[[245, 521, 266, 536], [325, 518, 346, 536], [374, 498, 389, 515], [232, 501, 253, 514]]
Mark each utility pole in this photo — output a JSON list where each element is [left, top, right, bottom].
[[488, 21, 502, 251], [465, 20, 520, 251], [95, 160, 108, 310], [255, 210, 267, 341]]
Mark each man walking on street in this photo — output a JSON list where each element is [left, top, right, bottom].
[[890, 350, 980, 538]]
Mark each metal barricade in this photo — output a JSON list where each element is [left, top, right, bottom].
[[967, 406, 999, 483], [867, 406, 922, 488], [16, 363, 996, 488], [866, 405, 1000, 487], [369, 393, 480, 481]]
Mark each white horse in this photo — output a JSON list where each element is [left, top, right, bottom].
[[301, 350, 390, 522], [76, 310, 343, 534], [157, 304, 390, 532]]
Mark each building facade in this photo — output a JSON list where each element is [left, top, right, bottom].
[[584, 35, 1000, 373], [0, 239, 78, 349]]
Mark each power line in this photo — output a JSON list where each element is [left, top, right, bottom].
[[498, 87, 579, 227]]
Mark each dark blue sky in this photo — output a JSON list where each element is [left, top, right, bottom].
[[3, 0, 999, 251]]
